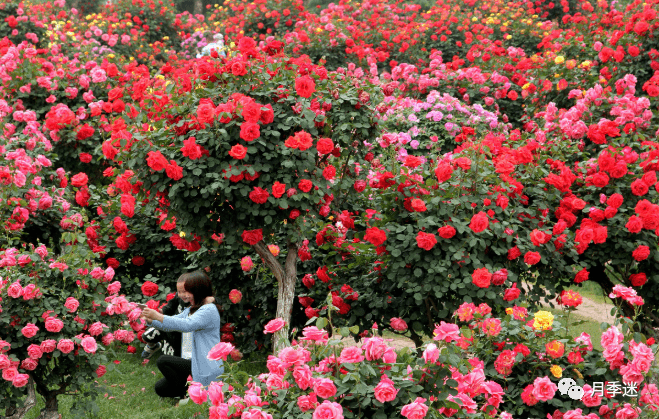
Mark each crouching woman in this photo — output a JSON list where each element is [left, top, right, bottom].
[[141, 271, 223, 399]]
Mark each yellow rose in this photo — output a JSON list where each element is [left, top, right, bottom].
[[179, 231, 186, 238], [550, 365, 562, 378], [554, 56, 565, 64], [532, 310, 554, 330]]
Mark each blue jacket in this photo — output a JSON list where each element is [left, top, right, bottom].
[[150, 304, 224, 386]]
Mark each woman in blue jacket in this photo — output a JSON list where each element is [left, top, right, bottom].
[[141, 271, 223, 398]]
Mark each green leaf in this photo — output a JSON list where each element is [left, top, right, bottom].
[[316, 317, 328, 329]]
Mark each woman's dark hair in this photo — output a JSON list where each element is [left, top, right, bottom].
[[179, 271, 217, 314]]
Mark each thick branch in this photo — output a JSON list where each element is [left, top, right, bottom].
[[253, 241, 285, 281], [5, 376, 37, 419]]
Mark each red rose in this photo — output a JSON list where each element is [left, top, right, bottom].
[[630, 273, 647, 287], [609, 162, 628, 179], [249, 187, 270, 204], [272, 181, 286, 198], [295, 75, 316, 98], [299, 179, 313, 193], [181, 137, 203, 160], [631, 178, 649, 196], [230, 60, 247, 76], [642, 171, 657, 187], [260, 104, 274, 124], [316, 138, 334, 155], [71, 173, 88, 188], [574, 268, 589, 283], [469, 211, 489, 233], [106, 258, 120, 269], [410, 198, 426, 212], [196, 102, 215, 124], [492, 268, 508, 285], [523, 251, 541, 265], [438, 225, 456, 239], [79, 152, 92, 163], [229, 144, 248, 160], [132, 256, 145, 266], [241, 101, 262, 122], [354, 180, 366, 192], [364, 227, 387, 247], [503, 283, 521, 301], [146, 151, 168, 171], [632, 245, 650, 261], [322, 166, 336, 180], [435, 163, 453, 182], [166, 160, 183, 180], [240, 121, 260, 142], [416, 231, 437, 251], [96, 365, 107, 378], [472, 268, 491, 288], [141, 281, 159, 297], [625, 215, 643, 233], [242, 229, 263, 245], [290, 209, 301, 219], [508, 246, 521, 260], [76, 124, 95, 140]]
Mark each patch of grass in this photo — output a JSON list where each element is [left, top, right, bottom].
[[567, 280, 614, 305], [547, 308, 605, 351], [23, 347, 268, 419]]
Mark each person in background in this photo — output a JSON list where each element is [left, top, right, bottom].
[[141, 271, 223, 399], [197, 33, 227, 58]]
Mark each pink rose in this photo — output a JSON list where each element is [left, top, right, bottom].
[[339, 346, 364, 364], [88, 322, 105, 336], [382, 347, 397, 363], [208, 342, 235, 361], [0, 354, 10, 369], [433, 321, 460, 343], [21, 358, 38, 371], [57, 339, 75, 354], [263, 318, 286, 334], [293, 365, 313, 390], [2, 367, 18, 381], [45, 317, 64, 333], [107, 281, 121, 295], [581, 384, 602, 407], [615, 403, 640, 419], [298, 393, 319, 412], [401, 397, 429, 419], [374, 375, 398, 403], [390, 317, 408, 332], [313, 378, 337, 399], [12, 373, 30, 388], [27, 344, 43, 359], [422, 343, 439, 364], [312, 400, 343, 419], [241, 409, 273, 419], [7, 282, 22, 298], [279, 347, 310, 369], [301, 326, 328, 344], [64, 297, 79, 312], [532, 376, 557, 401], [41, 339, 57, 353], [188, 381, 208, 404], [362, 337, 388, 361], [207, 381, 225, 406], [21, 323, 39, 338], [81, 336, 97, 353]]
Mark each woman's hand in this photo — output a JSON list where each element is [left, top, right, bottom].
[[140, 308, 164, 324]]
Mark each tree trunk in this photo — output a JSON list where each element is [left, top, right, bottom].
[[5, 376, 37, 419], [193, 0, 203, 15], [36, 397, 59, 419], [253, 239, 299, 353]]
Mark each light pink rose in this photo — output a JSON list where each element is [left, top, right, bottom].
[[301, 326, 328, 344], [263, 318, 285, 334], [21, 323, 39, 338], [601, 326, 624, 348], [107, 281, 121, 295], [312, 400, 343, 419], [581, 384, 602, 407], [64, 297, 79, 312], [382, 347, 397, 363], [620, 363, 644, 385], [339, 346, 364, 364], [0, 354, 11, 369], [102, 333, 114, 346], [313, 378, 337, 399], [81, 336, 97, 354], [374, 375, 398, 403], [12, 373, 29, 388], [208, 342, 235, 361], [241, 408, 272, 419], [188, 381, 208, 404], [293, 365, 313, 390], [422, 344, 439, 364], [532, 376, 557, 401], [401, 397, 429, 419]]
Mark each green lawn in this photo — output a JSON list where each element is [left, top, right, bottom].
[[23, 349, 267, 419]]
